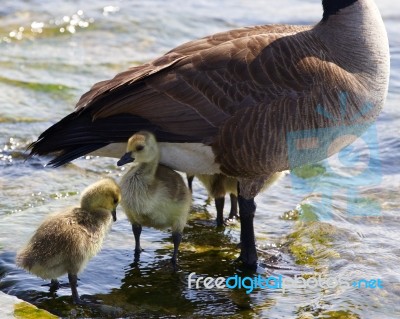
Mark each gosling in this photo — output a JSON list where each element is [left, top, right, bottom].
[[187, 174, 238, 227], [117, 131, 191, 267], [188, 172, 284, 226], [16, 178, 121, 304]]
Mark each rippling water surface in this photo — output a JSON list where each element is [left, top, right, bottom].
[[1, 1, 399, 318]]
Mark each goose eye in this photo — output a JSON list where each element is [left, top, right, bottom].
[[136, 145, 144, 151]]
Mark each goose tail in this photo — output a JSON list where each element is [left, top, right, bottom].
[[28, 111, 134, 167], [27, 110, 194, 167]]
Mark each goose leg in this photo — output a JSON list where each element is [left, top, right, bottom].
[[228, 193, 239, 220], [236, 176, 267, 268], [215, 197, 225, 227], [238, 195, 257, 269], [171, 231, 182, 268], [132, 224, 143, 258], [68, 273, 81, 304]]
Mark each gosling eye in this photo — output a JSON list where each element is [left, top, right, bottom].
[[136, 145, 144, 151], [113, 197, 119, 204]]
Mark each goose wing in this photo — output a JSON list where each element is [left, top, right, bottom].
[[29, 24, 324, 167]]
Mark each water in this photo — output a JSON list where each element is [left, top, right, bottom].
[[1, 0, 399, 318]]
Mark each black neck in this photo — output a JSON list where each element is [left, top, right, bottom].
[[322, 0, 359, 21]]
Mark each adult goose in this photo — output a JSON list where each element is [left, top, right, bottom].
[[29, 0, 390, 268]]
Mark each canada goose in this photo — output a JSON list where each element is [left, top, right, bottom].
[[117, 131, 191, 267], [16, 178, 121, 304], [28, 0, 390, 268]]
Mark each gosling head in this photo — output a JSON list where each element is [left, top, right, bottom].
[[80, 178, 121, 221], [117, 131, 159, 167]]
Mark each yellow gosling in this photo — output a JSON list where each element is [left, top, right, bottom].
[[117, 131, 191, 267], [16, 178, 121, 304]]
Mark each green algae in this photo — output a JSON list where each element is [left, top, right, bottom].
[[299, 203, 320, 222], [0, 116, 41, 124], [0, 76, 72, 98], [14, 302, 57, 319], [320, 310, 360, 319], [292, 164, 326, 179], [287, 221, 340, 266]]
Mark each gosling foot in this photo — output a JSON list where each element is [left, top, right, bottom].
[[49, 279, 60, 292], [228, 193, 239, 220], [68, 273, 83, 305], [171, 257, 179, 271], [132, 224, 143, 261], [224, 215, 239, 226], [171, 231, 182, 271], [134, 247, 143, 262], [215, 197, 225, 227], [46, 279, 71, 292]]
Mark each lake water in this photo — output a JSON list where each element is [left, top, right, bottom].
[[1, 0, 399, 318]]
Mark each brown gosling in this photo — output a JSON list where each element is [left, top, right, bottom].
[[117, 131, 191, 267], [187, 174, 238, 226], [187, 172, 284, 226], [16, 178, 121, 304]]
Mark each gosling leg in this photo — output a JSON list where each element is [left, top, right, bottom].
[[171, 231, 182, 268], [68, 273, 81, 304], [132, 224, 143, 258], [215, 197, 225, 227], [187, 175, 194, 193], [49, 279, 60, 292], [228, 193, 239, 220]]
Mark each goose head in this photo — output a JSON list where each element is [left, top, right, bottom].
[[322, 0, 358, 20], [80, 178, 121, 221], [117, 131, 159, 166]]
